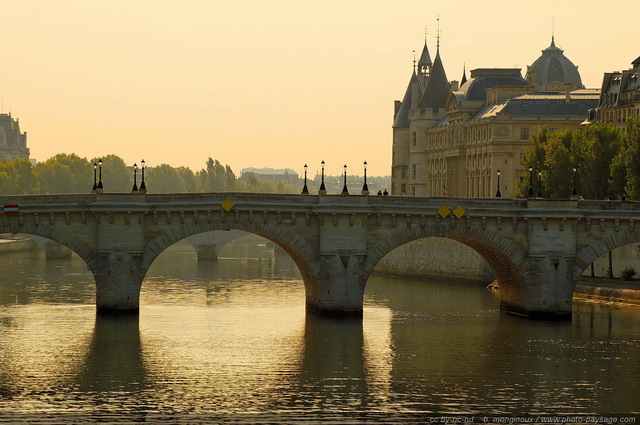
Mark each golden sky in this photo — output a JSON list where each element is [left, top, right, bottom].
[[1, 0, 636, 177]]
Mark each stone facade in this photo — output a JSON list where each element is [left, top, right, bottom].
[[392, 37, 598, 198], [0, 113, 29, 161], [593, 56, 640, 127]]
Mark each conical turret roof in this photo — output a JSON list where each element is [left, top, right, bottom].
[[418, 40, 432, 69], [418, 48, 451, 109], [393, 70, 418, 128]]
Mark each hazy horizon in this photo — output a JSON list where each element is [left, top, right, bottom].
[[1, 0, 636, 177]]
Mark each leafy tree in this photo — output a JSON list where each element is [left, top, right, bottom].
[[146, 164, 186, 193], [34, 153, 91, 193], [620, 117, 640, 199], [177, 166, 199, 192], [572, 122, 622, 199]]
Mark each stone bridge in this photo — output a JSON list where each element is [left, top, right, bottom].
[[2, 192, 638, 319]]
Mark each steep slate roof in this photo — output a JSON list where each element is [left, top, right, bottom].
[[468, 91, 599, 121], [418, 49, 451, 109], [392, 70, 418, 128], [418, 40, 432, 69]]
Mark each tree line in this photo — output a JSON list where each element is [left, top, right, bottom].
[[515, 117, 640, 200], [0, 155, 299, 195]]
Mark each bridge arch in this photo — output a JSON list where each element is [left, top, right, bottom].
[[2, 224, 98, 272], [364, 224, 528, 289], [575, 231, 640, 276], [140, 220, 318, 291]]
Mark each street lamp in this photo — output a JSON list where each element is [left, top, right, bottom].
[[97, 158, 104, 193], [301, 164, 309, 195], [319, 160, 326, 195], [131, 163, 138, 193], [527, 166, 534, 198], [571, 165, 578, 197], [495, 169, 501, 198], [536, 171, 542, 198], [92, 162, 97, 193], [139, 159, 147, 194], [361, 161, 369, 195], [341, 164, 349, 195]]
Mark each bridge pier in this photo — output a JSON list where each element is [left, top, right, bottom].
[[499, 256, 575, 319], [305, 252, 368, 317], [94, 251, 144, 314]]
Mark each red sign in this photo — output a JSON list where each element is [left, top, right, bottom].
[[3, 205, 19, 214]]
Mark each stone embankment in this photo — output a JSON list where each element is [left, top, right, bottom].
[[574, 278, 640, 306], [374, 238, 640, 307]]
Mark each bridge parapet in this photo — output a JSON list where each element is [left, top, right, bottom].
[[3, 193, 640, 319]]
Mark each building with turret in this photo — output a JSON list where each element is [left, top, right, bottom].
[[0, 113, 29, 161], [392, 36, 599, 198]]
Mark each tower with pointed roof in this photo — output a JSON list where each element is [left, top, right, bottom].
[[392, 26, 455, 196], [392, 31, 598, 198]]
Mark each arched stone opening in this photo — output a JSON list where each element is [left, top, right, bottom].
[[0, 225, 97, 275], [364, 225, 527, 314], [140, 221, 318, 304], [576, 232, 640, 279]]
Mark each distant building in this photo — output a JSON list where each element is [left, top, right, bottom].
[[239, 168, 299, 185], [0, 113, 29, 161], [391, 36, 598, 198], [594, 56, 640, 127]]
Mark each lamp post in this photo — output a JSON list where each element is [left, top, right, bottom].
[[97, 158, 104, 193], [301, 164, 309, 195], [341, 164, 349, 195], [495, 169, 501, 197], [536, 171, 542, 198], [319, 160, 326, 195], [92, 163, 97, 193], [571, 165, 578, 198], [131, 163, 138, 193], [139, 159, 147, 194], [361, 161, 369, 195], [527, 166, 534, 198]]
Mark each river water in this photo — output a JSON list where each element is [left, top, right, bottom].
[[0, 239, 639, 423]]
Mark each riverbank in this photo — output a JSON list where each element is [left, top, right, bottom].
[[574, 277, 640, 306]]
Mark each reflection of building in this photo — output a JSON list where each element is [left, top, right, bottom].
[[594, 57, 640, 127], [0, 113, 29, 161], [392, 36, 598, 198]]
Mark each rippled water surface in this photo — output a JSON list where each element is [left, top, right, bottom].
[[1, 241, 639, 423]]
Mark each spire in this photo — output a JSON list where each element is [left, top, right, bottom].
[[460, 63, 467, 86], [551, 17, 555, 47], [418, 30, 450, 110], [417, 27, 432, 76], [436, 16, 441, 51]]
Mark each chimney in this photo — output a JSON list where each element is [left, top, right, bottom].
[[394, 100, 401, 119], [450, 80, 459, 91], [565, 82, 572, 103]]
